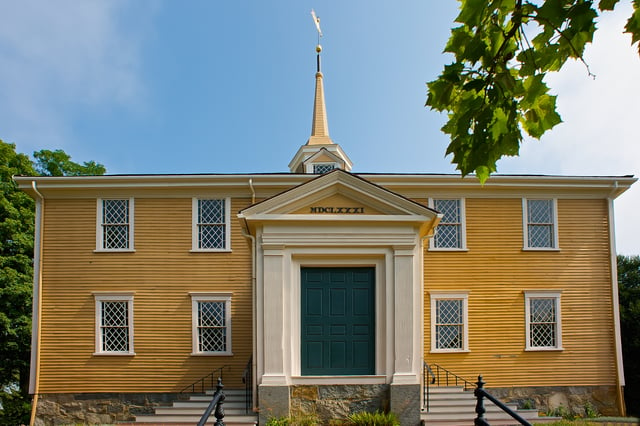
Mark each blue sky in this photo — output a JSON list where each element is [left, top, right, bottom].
[[1, 1, 639, 254]]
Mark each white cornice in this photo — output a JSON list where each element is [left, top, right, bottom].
[[14, 173, 636, 199]]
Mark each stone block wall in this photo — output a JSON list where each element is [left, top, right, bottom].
[[34, 393, 183, 426], [490, 385, 619, 417], [289, 384, 390, 423]]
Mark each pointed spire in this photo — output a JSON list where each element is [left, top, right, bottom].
[[307, 44, 333, 145]]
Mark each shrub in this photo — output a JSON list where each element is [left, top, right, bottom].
[[345, 410, 400, 426], [265, 413, 319, 426]]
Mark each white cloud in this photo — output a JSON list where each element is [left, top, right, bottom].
[[0, 0, 149, 153], [498, 4, 640, 255]]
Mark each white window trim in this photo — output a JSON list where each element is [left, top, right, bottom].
[[93, 293, 135, 356], [429, 291, 470, 353], [190, 293, 233, 356], [522, 198, 559, 251], [524, 291, 563, 351], [428, 198, 468, 251], [95, 198, 135, 252], [191, 198, 232, 252]]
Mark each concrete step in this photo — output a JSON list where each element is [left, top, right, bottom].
[[133, 388, 256, 425], [173, 400, 248, 409], [422, 386, 560, 426], [188, 394, 246, 402], [133, 414, 257, 425], [154, 407, 251, 416]]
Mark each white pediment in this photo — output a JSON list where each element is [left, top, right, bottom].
[[238, 170, 441, 236]]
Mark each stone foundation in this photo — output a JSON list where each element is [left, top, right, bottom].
[[258, 385, 291, 425], [289, 384, 391, 424], [34, 392, 185, 426], [489, 385, 620, 417]]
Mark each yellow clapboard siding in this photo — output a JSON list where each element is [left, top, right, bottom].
[[424, 198, 616, 388], [38, 198, 254, 393]]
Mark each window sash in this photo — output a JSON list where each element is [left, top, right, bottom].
[[435, 299, 463, 349], [430, 292, 469, 352], [191, 294, 232, 355], [94, 295, 134, 355], [525, 292, 562, 350], [193, 198, 230, 251], [430, 198, 465, 250], [524, 199, 557, 249], [98, 199, 133, 250]]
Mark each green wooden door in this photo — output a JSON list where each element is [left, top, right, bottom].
[[301, 267, 375, 375]]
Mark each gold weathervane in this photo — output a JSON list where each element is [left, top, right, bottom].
[[311, 9, 323, 38], [311, 9, 323, 71]]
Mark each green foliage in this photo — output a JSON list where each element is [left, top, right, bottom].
[[0, 140, 36, 424], [33, 149, 106, 176], [583, 401, 598, 418], [344, 410, 400, 426], [0, 138, 106, 424], [427, 0, 640, 182], [265, 413, 319, 426], [520, 398, 535, 409], [618, 254, 640, 416], [547, 404, 575, 419]]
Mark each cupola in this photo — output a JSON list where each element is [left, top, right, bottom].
[[288, 40, 352, 174]]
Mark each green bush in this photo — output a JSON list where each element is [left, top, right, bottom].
[[344, 410, 400, 426], [265, 413, 319, 426]]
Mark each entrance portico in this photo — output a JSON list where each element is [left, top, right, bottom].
[[238, 170, 441, 424]]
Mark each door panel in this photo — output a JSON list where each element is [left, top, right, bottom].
[[301, 267, 375, 375]]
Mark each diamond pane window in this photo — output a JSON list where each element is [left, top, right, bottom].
[[191, 294, 232, 355], [195, 199, 228, 250], [99, 199, 132, 250], [198, 302, 226, 352], [435, 299, 463, 349], [431, 199, 465, 249], [525, 292, 562, 350], [95, 295, 134, 354], [430, 293, 468, 352], [313, 163, 336, 174], [525, 199, 556, 249]]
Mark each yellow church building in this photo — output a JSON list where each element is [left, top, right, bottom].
[[16, 47, 635, 425]]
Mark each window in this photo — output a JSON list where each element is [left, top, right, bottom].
[[313, 163, 336, 174], [94, 294, 134, 355], [523, 199, 558, 249], [97, 198, 134, 251], [430, 292, 469, 352], [192, 198, 231, 251], [191, 294, 232, 355], [429, 198, 466, 250], [525, 292, 562, 350]]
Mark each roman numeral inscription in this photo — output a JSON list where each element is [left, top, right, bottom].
[[309, 206, 365, 214]]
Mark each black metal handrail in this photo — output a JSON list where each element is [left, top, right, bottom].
[[430, 363, 475, 390], [474, 375, 532, 426], [242, 356, 253, 414], [422, 361, 436, 411], [180, 365, 231, 394], [423, 363, 475, 412], [197, 377, 225, 426]]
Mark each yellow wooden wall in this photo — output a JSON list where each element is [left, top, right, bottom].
[[424, 198, 616, 388], [37, 194, 617, 393], [38, 197, 254, 393]]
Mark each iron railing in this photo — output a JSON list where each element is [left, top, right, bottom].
[[197, 377, 225, 426], [180, 365, 231, 394], [423, 362, 475, 411], [422, 361, 435, 411], [242, 356, 253, 414], [474, 375, 532, 426]]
